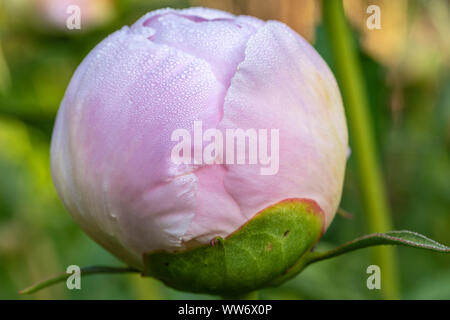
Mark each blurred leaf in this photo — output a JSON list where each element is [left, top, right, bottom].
[[406, 272, 450, 299]]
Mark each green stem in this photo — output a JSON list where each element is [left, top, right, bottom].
[[271, 230, 450, 287], [19, 266, 140, 295], [322, 0, 399, 299], [307, 231, 450, 264], [0, 41, 11, 94]]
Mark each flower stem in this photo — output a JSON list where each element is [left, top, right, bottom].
[[19, 266, 140, 295], [322, 0, 400, 299], [0, 41, 11, 94]]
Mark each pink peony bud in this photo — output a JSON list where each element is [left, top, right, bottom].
[[51, 7, 348, 270]]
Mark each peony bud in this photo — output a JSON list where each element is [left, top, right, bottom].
[[51, 7, 348, 292]]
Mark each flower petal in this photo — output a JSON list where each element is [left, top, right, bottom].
[[137, 9, 262, 86], [51, 25, 228, 266], [218, 21, 348, 229]]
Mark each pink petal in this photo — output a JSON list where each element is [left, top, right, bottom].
[[217, 21, 348, 229]]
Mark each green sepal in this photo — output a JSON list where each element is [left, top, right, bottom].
[[142, 199, 324, 296]]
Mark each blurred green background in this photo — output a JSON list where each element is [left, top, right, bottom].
[[0, 0, 449, 299]]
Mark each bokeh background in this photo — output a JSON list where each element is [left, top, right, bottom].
[[0, 0, 449, 299]]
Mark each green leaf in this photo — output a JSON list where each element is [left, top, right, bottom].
[[311, 230, 450, 259], [274, 230, 450, 285], [142, 199, 324, 296]]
